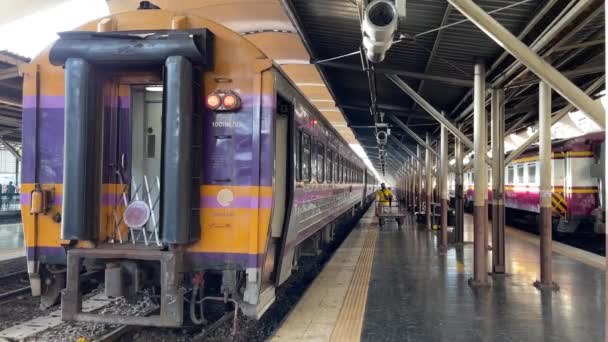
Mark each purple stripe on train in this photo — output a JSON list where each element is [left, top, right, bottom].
[[26, 246, 66, 259], [22, 96, 64, 109], [22, 95, 130, 109], [186, 251, 262, 268], [200, 195, 272, 209], [20, 193, 125, 207]]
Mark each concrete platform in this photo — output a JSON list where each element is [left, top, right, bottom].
[[273, 207, 605, 342], [0, 222, 23, 261]]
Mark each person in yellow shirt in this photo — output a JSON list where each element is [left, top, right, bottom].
[[376, 183, 393, 206]]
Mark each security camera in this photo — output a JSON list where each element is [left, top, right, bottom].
[[362, 0, 405, 63], [376, 130, 388, 145]]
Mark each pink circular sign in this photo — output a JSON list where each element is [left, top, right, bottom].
[[123, 200, 151, 228]]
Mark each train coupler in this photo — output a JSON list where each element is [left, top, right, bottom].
[[62, 248, 184, 327]]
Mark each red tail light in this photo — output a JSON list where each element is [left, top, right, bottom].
[[206, 91, 241, 112], [222, 93, 239, 109], [206, 94, 221, 109]]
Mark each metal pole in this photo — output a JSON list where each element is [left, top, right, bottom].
[[406, 158, 411, 210], [447, 0, 605, 128], [454, 125, 464, 243], [534, 81, 559, 290], [471, 61, 488, 286], [416, 145, 421, 212], [410, 158, 415, 211], [418, 145, 423, 214], [425, 133, 432, 230], [440, 111, 449, 252], [412, 152, 420, 213], [491, 88, 505, 274]]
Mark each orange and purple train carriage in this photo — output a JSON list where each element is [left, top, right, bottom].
[[20, 6, 376, 326]]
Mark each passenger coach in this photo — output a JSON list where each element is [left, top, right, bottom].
[[20, 7, 376, 326]]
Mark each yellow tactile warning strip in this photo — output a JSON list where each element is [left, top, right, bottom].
[[330, 227, 378, 342], [505, 227, 605, 270], [271, 213, 375, 341]]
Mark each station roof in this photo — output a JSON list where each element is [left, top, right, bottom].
[[0, 51, 28, 143], [281, 0, 605, 177]]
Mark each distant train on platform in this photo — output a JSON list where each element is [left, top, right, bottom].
[[20, 5, 377, 327], [453, 132, 604, 234]]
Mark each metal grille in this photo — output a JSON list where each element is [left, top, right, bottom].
[[111, 171, 162, 246]]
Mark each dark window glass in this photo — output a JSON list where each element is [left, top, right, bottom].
[[517, 164, 524, 184], [317, 142, 325, 183], [301, 132, 311, 182], [506, 166, 514, 184], [326, 149, 333, 183], [147, 134, 156, 158], [528, 163, 536, 184], [296, 131, 301, 182]]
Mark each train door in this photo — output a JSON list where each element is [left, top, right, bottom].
[[263, 96, 290, 286], [130, 86, 163, 237]]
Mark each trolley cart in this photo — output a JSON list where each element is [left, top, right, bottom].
[[375, 201, 406, 228]]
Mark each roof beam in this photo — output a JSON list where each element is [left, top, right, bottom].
[[507, 63, 605, 88], [387, 113, 438, 157], [389, 135, 426, 167], [321, 61, 474, 87], [386, 74, 475, 149], [448, 0, 605, 128], [340, 103, 435, 120], [552, 39, 605, 53], [504, 75, 604, 165], [413, 4, 453, 108], [0, 67, 19, 81], [451, 0, 581, 121], [0, 136, 21, 161], [0, 96, 21, 108]]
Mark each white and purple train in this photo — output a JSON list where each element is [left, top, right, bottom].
[[454, 132, 605, 234]]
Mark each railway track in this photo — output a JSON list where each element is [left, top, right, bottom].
[[0, 285, 30, 301], [0, 270, 27, 281]]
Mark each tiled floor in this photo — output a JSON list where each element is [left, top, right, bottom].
[[272, 209, 605, 342], [271, 209, 375, 342], [0, 222, 23, 260], [362, 214, 605, 342]]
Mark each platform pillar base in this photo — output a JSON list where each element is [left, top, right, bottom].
[[533, 280, 559, 291], [468, 277, 490, 287]]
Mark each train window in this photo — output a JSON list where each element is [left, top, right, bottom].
[[344, 161, 349, 183], [506, 166, 514, 184], [527, 163, 536, 184], [296, 131, 301, 182], [316, 142, 325, 183], [334, 155, 340, 183], [301, 131, 312, 182], [326, 149, 333, 183], [516, 164, 525, 184]]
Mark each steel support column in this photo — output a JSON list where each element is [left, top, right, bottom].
[[491, 88, 505, 274], [406, 158, 410, 210], [470, 61, 488, 286], [0, 136, 21, 161], [440, 112, 449, 252], [454, 125, 464, 244], [410, 158, 415, 212], [425, 133, 432, 230], [534, 82, 559, 290], [448, 0, 605, 128], [416, 145, 422, 211]]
